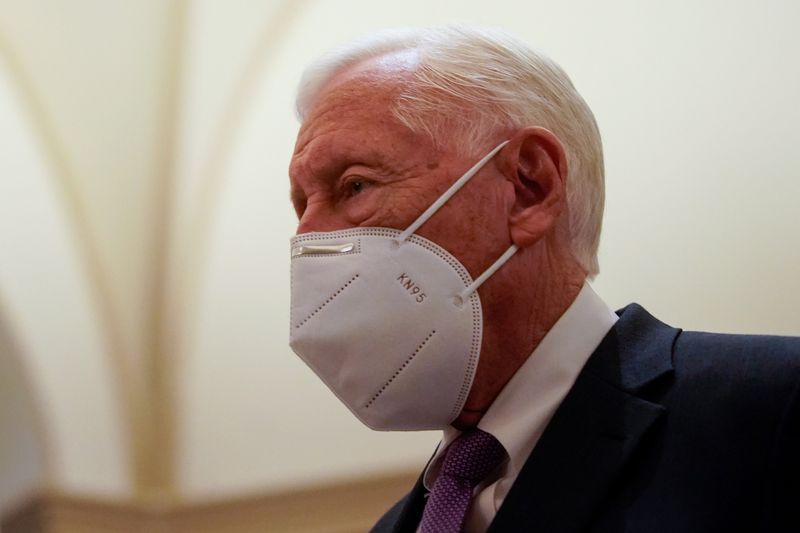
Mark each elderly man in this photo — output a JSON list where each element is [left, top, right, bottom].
[[288, 26, 799, 532]]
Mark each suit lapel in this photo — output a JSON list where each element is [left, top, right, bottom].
[[488, 304, 679, 533], [372, 448, 438, 533], [387, 474, 427, 533]]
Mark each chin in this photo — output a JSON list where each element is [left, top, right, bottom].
[[452, 409, 484, 430]]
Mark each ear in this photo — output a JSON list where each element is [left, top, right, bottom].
[[497, 127, 568, 248]]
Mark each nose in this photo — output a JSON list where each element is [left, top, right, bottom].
[[296, 212, 317, 235], [296, 217, 318, 235]]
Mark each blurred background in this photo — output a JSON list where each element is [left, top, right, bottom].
[[0, 0, 798, 531]]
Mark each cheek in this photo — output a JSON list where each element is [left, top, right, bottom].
[[362, 186, 431, 228], [467, 181, 510, 226], [418, 184, 511, 276], [452, 210, 504, 265], [342, 194, 379, 225]]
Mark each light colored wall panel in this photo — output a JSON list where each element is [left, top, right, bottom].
[[0, 60, 130, 497], [173, 0, 296, 231], [0, 0, 180, 366], [586, 2, 800, 334]]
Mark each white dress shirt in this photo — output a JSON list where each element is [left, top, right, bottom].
[[419, 282, 618, 532]]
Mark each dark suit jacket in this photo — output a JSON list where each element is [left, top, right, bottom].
[[371, 304, 800, 532]]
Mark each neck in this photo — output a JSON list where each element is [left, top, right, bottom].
[[453, 238, 585, 430]]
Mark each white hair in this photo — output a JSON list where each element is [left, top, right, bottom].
[[296, 25, 604, 277]]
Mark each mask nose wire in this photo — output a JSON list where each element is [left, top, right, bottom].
[[396, 140, 510, 243]]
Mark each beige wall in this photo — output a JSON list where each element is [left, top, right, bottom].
[[0, 0, 798, 516], [0, 45, 130, 502]]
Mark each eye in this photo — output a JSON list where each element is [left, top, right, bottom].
[[344, 177, 371, 197]]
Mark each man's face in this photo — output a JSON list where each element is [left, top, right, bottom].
[[289, 56, 527, 425], [288, 59, 515, 281]]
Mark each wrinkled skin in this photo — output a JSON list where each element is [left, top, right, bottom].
[[289, 51, 585, 429]]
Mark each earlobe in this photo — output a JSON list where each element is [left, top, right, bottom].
[[501, 127, 568, 248]]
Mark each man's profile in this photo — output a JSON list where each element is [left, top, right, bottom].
[[287, 26, 800, 532]]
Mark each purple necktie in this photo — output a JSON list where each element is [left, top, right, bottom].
[[419, 429, 506, 533]]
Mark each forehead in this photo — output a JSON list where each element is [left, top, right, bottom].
[[295, 76, 402, 152], [300, 47, 419, 129], [292, 51, 428, 163], [296, 72, 415, 153]]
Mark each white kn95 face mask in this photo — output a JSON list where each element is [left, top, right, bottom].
[[289, 141, 518, 431]]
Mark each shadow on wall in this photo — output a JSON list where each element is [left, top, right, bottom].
[[0, 306, 47, 518]]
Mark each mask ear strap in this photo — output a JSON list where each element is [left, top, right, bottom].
[[397, 140, 510, 243], [456, 244, 519, 304]]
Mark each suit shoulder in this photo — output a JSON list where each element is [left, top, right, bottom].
[[674, 330, 800, 372], [671, 330, 800, 408]]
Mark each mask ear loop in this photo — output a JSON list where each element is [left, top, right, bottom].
[[454, 244, 518, 306], [396, 140, 510, 244]]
